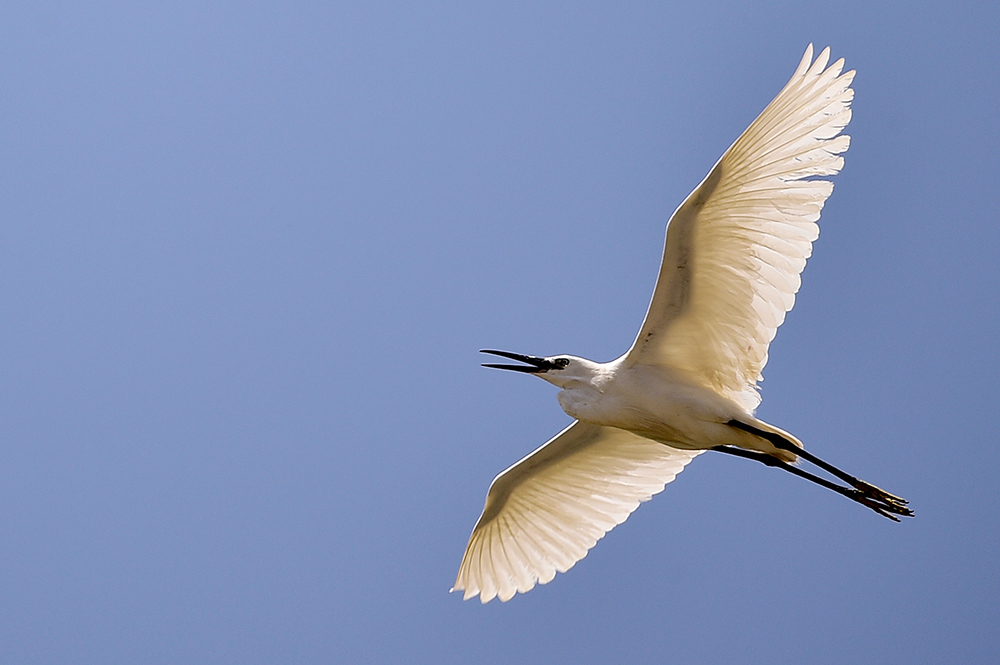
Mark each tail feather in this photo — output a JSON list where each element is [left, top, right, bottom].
[[727, 418, 802, 463]]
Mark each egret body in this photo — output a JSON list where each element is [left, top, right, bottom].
[[454, 46, 911, 604]]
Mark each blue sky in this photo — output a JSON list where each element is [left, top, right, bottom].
[[1, 2, 998, 663]]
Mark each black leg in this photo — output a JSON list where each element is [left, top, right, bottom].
[[727, 420, 910, 511], [711, 445, 912, 521]]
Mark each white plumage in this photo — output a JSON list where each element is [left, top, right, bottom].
[[457, 422, 700, 602], [455, 46, 909, 604]]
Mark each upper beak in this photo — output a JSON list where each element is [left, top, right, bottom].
[[481, 349, 556, 373]]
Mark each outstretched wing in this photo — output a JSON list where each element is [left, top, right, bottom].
[[453, 421, 701, 603], [625, 45, 855, 412]]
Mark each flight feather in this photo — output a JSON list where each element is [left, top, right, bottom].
[[626, 45, 854, 411], [453, 421, 701, 602]]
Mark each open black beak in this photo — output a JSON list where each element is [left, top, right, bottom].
[[481, 349, 556, 374]]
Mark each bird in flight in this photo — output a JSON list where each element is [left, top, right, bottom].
[[454, 46, 912, 604]]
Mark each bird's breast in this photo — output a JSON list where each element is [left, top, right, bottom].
[[555, 381, 675, 431], [556, 368, 750, 449]]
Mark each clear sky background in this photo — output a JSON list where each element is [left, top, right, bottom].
[[1, 2, 997, 664]]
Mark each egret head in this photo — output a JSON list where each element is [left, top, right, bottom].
[[480, 350, 596, 388]]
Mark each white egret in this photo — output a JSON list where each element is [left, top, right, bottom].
[[454, 46, 911, 604]]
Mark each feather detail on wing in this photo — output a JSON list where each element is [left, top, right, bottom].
[[625, 45, 854, 411], [453, 421, 701, 603]]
